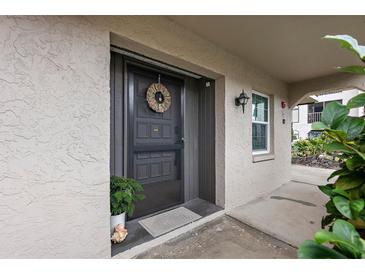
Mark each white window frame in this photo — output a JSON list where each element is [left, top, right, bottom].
[[252, 91, 270, 155], [292, 106, 299, 123]]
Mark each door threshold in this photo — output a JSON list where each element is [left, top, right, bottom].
[[112, 209, 225, 259]]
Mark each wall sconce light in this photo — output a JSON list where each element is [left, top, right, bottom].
[[235, 90, 250, 114]]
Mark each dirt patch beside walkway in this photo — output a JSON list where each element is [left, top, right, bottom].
[[135, 216, 296, 259]]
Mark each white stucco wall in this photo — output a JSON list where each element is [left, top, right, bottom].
[[292, 89, 363, 139], [0, 16, 111, 258], [315, 89, 363, 117], [292, 105, 311, 139], [0, 16, 291, 258]]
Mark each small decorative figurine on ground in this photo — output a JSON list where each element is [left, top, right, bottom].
[[111, 224, 128, 244]]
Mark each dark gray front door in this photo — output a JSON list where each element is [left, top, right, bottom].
[[127, 64, 184, 219]]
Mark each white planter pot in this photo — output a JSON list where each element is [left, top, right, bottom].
[[110, 212, 126, 235]]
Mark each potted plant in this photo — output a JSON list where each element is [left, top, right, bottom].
[[110, 175, 145, 235]]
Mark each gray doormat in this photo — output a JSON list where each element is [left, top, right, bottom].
[[139, 207, 201, 238]]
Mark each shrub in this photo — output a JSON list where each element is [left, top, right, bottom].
[[110, 176, 145, 217], [291, 134, 329, 158]]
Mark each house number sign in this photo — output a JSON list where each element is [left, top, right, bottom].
[[146, 83, 172, 113]]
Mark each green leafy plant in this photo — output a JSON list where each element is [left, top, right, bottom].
[[110, 176, 145, 217], [291, 134, 330, 158], [298, 34, 365, 259], [324, 35, 365, 74], [312, 35, 365, 232], [311, 99, 365, 231], [298, 220, 365, 259]]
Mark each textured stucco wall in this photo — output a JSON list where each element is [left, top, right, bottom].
[[94, 16, 291, 210], [289, 73, 365, 107], [0, 15, 292, 258], [0, 16, 111, 258]]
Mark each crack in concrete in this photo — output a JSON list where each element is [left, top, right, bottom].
[[269, 195, 317, 207]]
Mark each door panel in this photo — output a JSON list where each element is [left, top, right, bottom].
[[127, 64, 184, 219]]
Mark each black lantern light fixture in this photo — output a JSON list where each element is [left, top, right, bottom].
[[235, 90, 250, 114]]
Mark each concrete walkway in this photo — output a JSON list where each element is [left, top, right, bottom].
[[128, 164, 335, 258], [291, 164, 336, 185], [228, 165, 335, 247]]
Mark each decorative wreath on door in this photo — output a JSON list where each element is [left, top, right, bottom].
[[146, 83, 172, 113]]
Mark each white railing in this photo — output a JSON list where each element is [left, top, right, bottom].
[[308, 112, 322, 123]]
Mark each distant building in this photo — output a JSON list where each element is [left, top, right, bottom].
[[292, 89, 364, 140]]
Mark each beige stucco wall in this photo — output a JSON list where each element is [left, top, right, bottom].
[[97, 16, 291, 209], [0, 16, 291, 258], [289, 73, 365, 107], [0, 16, 111, 258]]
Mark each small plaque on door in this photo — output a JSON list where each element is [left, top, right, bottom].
[[151, 124, 162, 138]]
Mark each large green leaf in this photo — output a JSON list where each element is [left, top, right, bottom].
[[360, 144, 365, 153], [359, 210, 365, 222], [345, 142, 365, 161], [345, 155, 365, 171], [324, 35, 365, 61], [350, 199, 365, 213], [332, 188, 350, 199], [327, 168, 351, 181], [332, 220, 365, 251], [348, 187, 362, 200], [333, 220, 354, 238], [335, 173, 364, 190], [297, 240, 347, 259], [347, 93, 365, 109], [312, 121, 329, 130], [318, 185, 333, 196], [321, 101, 349, 129], [354, 149, 365, 161], [333, 196, 353, 219], [314, 220, 365, 258], [337, 117, 365, 140], [325, 129, 348, 141], [338, 65, 365, 74], [324, 142, 354, 154], [315, 230, 353, 247]]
